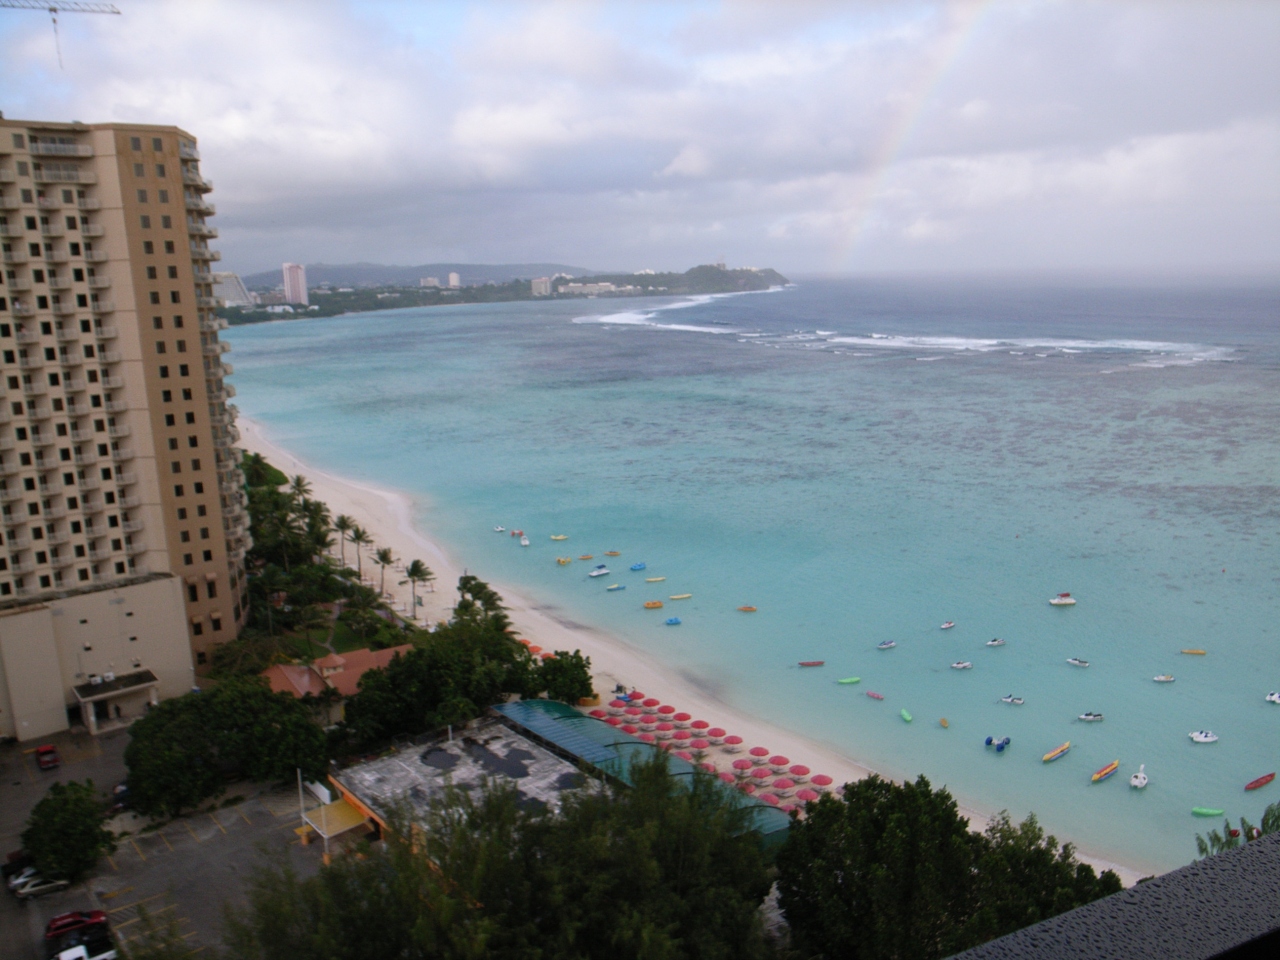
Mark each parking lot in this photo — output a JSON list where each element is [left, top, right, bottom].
[[2, 733, 325, 959]]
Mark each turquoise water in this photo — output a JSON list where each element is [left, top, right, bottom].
[[225, 279, 1280, 874]]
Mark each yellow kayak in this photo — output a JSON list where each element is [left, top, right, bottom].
[[550, 535, 568, 541], [556, 557, 572, 566], [1043, 741, 1071, 763], [1181, 649, 1206, 655], [939, 718, 949, 728], [604, 551, 620, 556], [643, 601, 664, 609], [669, 594, 692, 600], [645, 577, 666, 582]]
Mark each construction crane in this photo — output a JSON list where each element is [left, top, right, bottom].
[[0, 1, 122, 69]]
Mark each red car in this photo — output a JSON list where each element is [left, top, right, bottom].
[[45, 911, 108, 940], [35, 745, 60, 770]]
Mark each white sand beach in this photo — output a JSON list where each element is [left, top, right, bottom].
[[238, 416, 1147, 885]]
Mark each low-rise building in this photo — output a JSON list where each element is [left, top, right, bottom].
[[531, 277, 552, 296], [262, 644, 412, 723]]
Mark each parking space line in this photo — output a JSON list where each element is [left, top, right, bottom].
[[105, 856, 119, 873], [109, 892, 165, 915], [209, 812, 226, 834], [115, 902, 177, 930], [161, 832, 174, 852], [130, 838, 147, 861], [183, 819, 202, 843], [240, 809, 252, 825]]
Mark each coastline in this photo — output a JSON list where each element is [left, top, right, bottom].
[[237, 415, 1150, 886]]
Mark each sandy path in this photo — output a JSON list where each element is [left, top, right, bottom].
[[238, 416, 1147, 885]]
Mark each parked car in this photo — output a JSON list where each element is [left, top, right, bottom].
[[105, 782, 130, 816], [2, 850, 33, 881], [46, 911, 108, 940], [46, 925, 116, 960], [6, 864, 38, 891], [15, 875, 71, 899], [35, 745, 61, 770]]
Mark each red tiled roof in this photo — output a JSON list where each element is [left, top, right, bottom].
[[261, 645, 414, 700], [262, 663, 327, 699], [325, 645, 413, 698]]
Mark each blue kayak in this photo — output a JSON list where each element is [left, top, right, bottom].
[[665, 617, 682, 626], [606, 584, 625, 591], [631, 562, 647, 571]]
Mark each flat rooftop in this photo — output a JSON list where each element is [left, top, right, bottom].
[[335, 718, 587, 819]]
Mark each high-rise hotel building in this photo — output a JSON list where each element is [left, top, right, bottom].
[[0, 118, 250, 738]]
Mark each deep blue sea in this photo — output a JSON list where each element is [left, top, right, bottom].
[[225, 277, 1280, 874]]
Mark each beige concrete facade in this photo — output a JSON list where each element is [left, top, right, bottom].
[[0, 573, 195, 741], [0, 118, 249, 672]]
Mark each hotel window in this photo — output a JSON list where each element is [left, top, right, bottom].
[[152, 138, 163, 151], [178, 364, 189, 376], [167, 438, 178, 450], [161, 216, 171, 228], [158, 190, 168, 204], [180, 531, 190, 542], [202, 550, 212, 561], [136, 190, 147, 203], [190, 459, 200, 471], [184, 553, 193, 566], [158, 366, 168, 379], [164, 241, 175, 254], [149, 292, 160, 304], [211, 616, 222, 631], [153, 317, 163, 330], [171, 461, 181, 473], [173, 315, 184, 328], [155, 341, 165, 353], [170, 291, 180, 304], [167, 266, 178, 279], [187, 435, 198, 448], [184, 411, 195, 425], [200, 527, 209, 540], [187, 583, 198, 601], [133, 163, 144, 177], [143, 241, 154, 254], [175, 339, 185, 352], [156, 164, 166, 178], [193, 482, 203, 494], [130, 136, 141, 151], [12, 133, 25, 148], [146, 267, 157, 280], [140, 215, 150, 229], [165, 414, 175, 426]]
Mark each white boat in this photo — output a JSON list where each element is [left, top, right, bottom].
[[951, 661, 973, 670], [986, 638, 1006, 647], [1078, 712, 1104, 722], [1066, 657, 1089, 667], [1130, 764, 1148, 789], [1189, 730, 1219, 743], [940, 621, 955, 630], [1153, 675, 1175, 683], [1049, 592, 1077, 606], [1267, 692, 1280, 704], [588, 564, 610, 578], [494, 526, 505, 532], [876, 640, 896, 650], [1000, 695, 1024, 705], [520, 536, 530, 547]]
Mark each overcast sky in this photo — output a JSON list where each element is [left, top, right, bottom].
[[2, 1, 1278, 277]]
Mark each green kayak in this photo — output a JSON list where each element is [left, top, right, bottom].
[[837, 677, 861, 684], [901, 709, 913, 723], [1192, 807, 1225, 817]]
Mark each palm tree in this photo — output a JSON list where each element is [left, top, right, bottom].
[[289, 474, 313, 499], [349, 525, 372, 579], [399, 559, 435, 612], [374, 547, 395, 595], [333, 514, 354, 567]]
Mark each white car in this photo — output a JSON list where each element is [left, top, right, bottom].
[[14, 875, 70, 899], [6, 864, 37, 891]]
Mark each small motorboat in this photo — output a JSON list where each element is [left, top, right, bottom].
[[1092, 760, 1119, 783], [550, 534, 568, 541], [1192, 807, 1225, 817], [1078, 712, 1104, 722], [588, 565, 610, 578], [1000, 695, 1024, 705], [520, 536, 530, 547], [1130, 764, 1148, 789], [985, 736, 1011, 752], [630, 562, 646, 571], [604, 551, 620, 556], [939, 718, 949, 728], [1267, 692, 1280, 704], [1153, 675, 1175, 683], [1181, 649, 1206, 655], [950, 661, 973, 670], [669, 593, 692, 600], [1066, 657, 1089, 667], [1042, 741, 1071, 762], [866, 691, 884, 700], [877, 640, 896, 650], [1246, 773, 1276, 791], [494, 526, 506, 532], [986, 638, 1006, 647], [579, 554, 594, 560], [556, 557, 572, 565], [1189, 730, 1219, 743], [900, 709, 912, 723], [606, 584, 625, 592], [837, 677, 860, 684], [1049, 593, 1076, 606], [665, 617, 682, 626], [643, 600, 664, 609], [940, 621, 955, 630], [799, 661, 825, 667], [737, 606, 757, 612], [645, 576, 666, 582]]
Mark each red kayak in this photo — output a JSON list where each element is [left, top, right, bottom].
[[1245, 772, 1276, 791], [798, 661, 825, 667], [866, 691, 884, 700]]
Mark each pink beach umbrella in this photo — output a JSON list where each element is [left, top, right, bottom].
[[781, 804, 797, 814], [732, 758, 754, 773], [655, 722, 674, 739], [638, 732, 656, 743], [795, 788, 820, 803], [689, 739, 710, 751], [642, 697, 661, 709], [749, 746, 770, 765], [608, 699, 628, 715], [640, 714, 658, 729], [624, 706, 643, 718], [657, 704, 676, 717], [788, 765, 810, 783], [810, 774, 834, 790], [722, 735, 743, 753], [605, 716, 622, 727], [772, 778, 795, 797], [718, 772, 736, 784], [699, 762, 717, 773], [675, 750, 694, 762], [673, 712, 692, 728], [672, 729, 692, 742], [539, 652, 556, 660], [750, 768, 772, 783], [769, 755, 790, 773], [759, 793, 780, 806], [588, 709, 607, 719], [739, 782, 756, 794], [621, 724, 639, 735], [691, 719, 710, 732], [627, 691, 645, 703], [707, 727, 727, 745]]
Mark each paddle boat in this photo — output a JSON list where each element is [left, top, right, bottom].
[[588, 565, 610, 578], [798, 661, 825, 667], [1153, 675, 1175, 683], [511, 529, 523, 537], [1000, 695, 1024, 705], [1049, 593, 1077, 606], [940, 621, 955, 630], [1189, 730, 1219, 743], [951, 661, 973, 670], [665, 617, 682, 626], [1246, 772, 1276, 792], [643, 601, 664, 609], [900, 709, 912, 723], [494, 526, 505, 532], [986, 638, 1006, 647], [738, 606, 757, 612], [606, 584, 625, 592], [1078, 712, 1104, 722], [630, 562, 647, 571], [1130, 764, 1148, 789], [1181, 649, 1206, 655], [876, 640, 896, 650], [520, 536, 530, 547], [1192, 807, 1225, 817], [1092, 760, 1119, 783], [550, 534, 568, 541], [985, 736, 1011, 752], [645, 577, 666, 582], [837, 677, 861, 684], [1042, 741, 1071, 762], [866, 691, 884, 700], [670, 593, 692, 600], [604, 551, 620, 556], [557, 557, 572, 565], [1266, 692, 1280, 704], [1066, 657, 1090, 667], [939, 718, 949, 728]]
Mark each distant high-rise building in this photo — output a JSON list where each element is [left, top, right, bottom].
[[282, 262, 308, 305], [448, 272, 461, 289], [420, 277, 440, 288], [212, 271, 253, 308], [531, 277, 552, 296], [0, 117, 252, 737]]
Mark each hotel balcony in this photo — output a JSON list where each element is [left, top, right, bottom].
[[22, 381, 48, 396], [77, 198, 101, 212], [6, 277, 32, 292], [111, 448, 135, 462], [186, 220, 218, 239], [68, 428, 92, 442], [118, 495, 140, 509], [42, 504, 68, 519], [48, 276, 71, 291], [104, 399, 127, 412], [202, 341, 230, 356], [181, 169, 213, 191], [9, 301, 35, 317], [40, 223, 65, 238], [34, 169, 97, 185], [107, 427, 130, 442], [179, 143, 200, 160], [8, 560, 37, 575], [95, 325, 118, 339], [196, 296, 223, 309], [14, 329, 40, 344], [51, 552, 75, 569], [29, 142, 94, 158], [116, 471, 137, 485], [44, 530, 70, 545], [64, 379, 86, 393], [86, 547, 111, 562], [0, 488, 25, 503], [5, 535, 32, 550], [36, 197, 62, 211], [88, 276, 111, 290], [121, 519, 143, 533], [199, 317, 228, 333], [0, 223, 22, 237], [52, 299, 75, 316], [83, 249, 108, 263], [77, 474, 100, 490], [56, 327, 79, 343], [184, 197, 216, 215], [0, 194, 18, 210], [124, 541, 145, 556], [65, 403, 90, 417], [17, 356, 44, 370], [45, 250, 69, 263], [99, 350, 122, 363], [91, 299, 114, 313], [2, 250, 30, 264], [73, 452, 97, 467], [80, 224, 105, 238], [100, 375, 124, 389]]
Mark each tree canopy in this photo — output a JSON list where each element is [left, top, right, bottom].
[[22, 780, 116, 882]]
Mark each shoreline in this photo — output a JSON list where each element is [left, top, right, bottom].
[[237, 415, 1150, 886]]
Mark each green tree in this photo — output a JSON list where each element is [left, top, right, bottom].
[[374, 547, 395, 595], [349, 525, 372, 579], [22, 780, 116, 882], [538, 649, 595, 704], [777, 774, 979, 960], [333, 514, 354, 568], [399, 558, 434, 613], [289, 474, 313, 499], [1196, 801, 1280, 858], [242, 451, 288, 488]]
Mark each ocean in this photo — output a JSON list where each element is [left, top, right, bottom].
[[224, 277, 1280, 874]]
